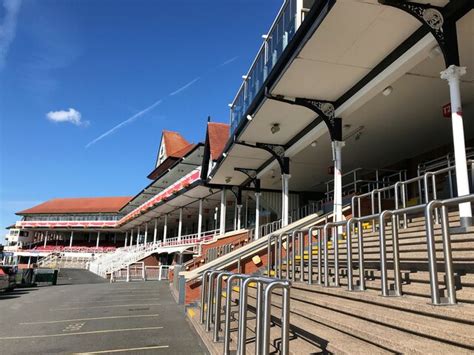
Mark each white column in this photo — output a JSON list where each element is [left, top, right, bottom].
[[43, 231, 48, 247], [163, 214, 168, 242], [198, 199, 203, 238], [220, 189, 227, 235], [144, 223, 148, 245], [237, 204, 242, 230], [255, 192, 261, 239], [178, 208, 183, 241], [96, 231, 100, 248], [332, 141, 345, 232], [124, 231, 128, 247], [69, 231, 74, 248], [441, 65, 472, 227], [153, 218, 158, 244], [136, 226, 140, 247], [282, 174, 291, 227], [113, 232, 117, 244], [129, 229, 134, 246]]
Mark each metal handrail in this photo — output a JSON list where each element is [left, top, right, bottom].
[[425, 194, 474, 305], [352, 160, 474, 232], [200, 270, 291, 355]]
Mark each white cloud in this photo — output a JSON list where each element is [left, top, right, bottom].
[[0, 0, 22, 71], [46, 108, 87, 126]]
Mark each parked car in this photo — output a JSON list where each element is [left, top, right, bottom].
[[0, 268, 10, 292], [0, 266, 17, 292]]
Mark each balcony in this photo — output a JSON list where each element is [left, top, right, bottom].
[[229, 0, 314, 135]]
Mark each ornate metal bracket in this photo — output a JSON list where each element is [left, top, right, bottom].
[[265, 90, 342, 141], [378, 0, 464, 66], [234, 168, 261, 192], [230, 186, 243, 205], [236, 141, 290, 175]]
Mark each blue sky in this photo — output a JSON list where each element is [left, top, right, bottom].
[[0, 0, 283, 237]]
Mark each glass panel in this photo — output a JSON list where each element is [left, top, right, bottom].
[[230, 0, 303, 135]]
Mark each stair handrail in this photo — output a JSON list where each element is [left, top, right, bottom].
[[352, 160, 474, 231], [425, 194, 474, 305], [200, 270, 291, 355]]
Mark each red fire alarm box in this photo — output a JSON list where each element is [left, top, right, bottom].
[[442, 103, 451, 118]]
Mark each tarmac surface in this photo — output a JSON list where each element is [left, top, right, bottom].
[[0, 268, 208, 355]]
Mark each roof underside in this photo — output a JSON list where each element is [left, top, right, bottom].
[[210, 1, 473, 192]]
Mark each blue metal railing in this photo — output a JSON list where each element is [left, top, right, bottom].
[[229, 0, 300, 135]]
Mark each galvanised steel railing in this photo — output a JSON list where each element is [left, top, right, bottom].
[[267, 193, 473, 305], [200, 270, 291, 355], [352, 160, 474, 232]]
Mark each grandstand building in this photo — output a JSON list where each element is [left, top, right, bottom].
[[3, 0, 474, 353]]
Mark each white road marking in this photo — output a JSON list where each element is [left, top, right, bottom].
[[20, 314, 160, 325], [65, 298, 159, 305], [74, 345, 170, 354], [63, 323, 85, 332], [51, 303, 161, 311], [0, 326, 164, 340]]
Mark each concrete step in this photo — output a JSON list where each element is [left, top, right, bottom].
[[267, 285, 474, 350], [246, 287, 473, 354]]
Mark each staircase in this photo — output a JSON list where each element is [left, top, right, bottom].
[[88, 242, 164, 277], [188, 205, 474, 354]]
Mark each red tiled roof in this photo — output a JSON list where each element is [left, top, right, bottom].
[[208, 122, 229, 161], [17, 196, 133, 215], [163, 131, 192, 158]]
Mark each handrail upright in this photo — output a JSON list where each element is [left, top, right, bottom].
[[213, 271, 233, 342], [206, 270, 222, 331], [299, 231, 305, 283], [307, 226, 316, 285], [223, 273, 247, 355], [200, 269, 214, 324]]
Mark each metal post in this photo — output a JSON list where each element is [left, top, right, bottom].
[[220, 189, 227, 235], [282, 174, 291, 227], [332, 141, 344, 232], [255, 192, 261, 239], [262, 281, 291, 355], [323, 224, 330, 287], [425, 201, 441, 304], [163, 214, 168, 242], [441, 65, 472, 227], [391, 214, 402, 296], [213, 272, 232, 342], [206, 271, 220, 332], [198, 198, 203, 239], [379, 212, 389, 296], [357, 219, 365, 291], [144, 222, 148, 245], [224, 274, 244, 355], [317, 229, 322, 285], [346, 220, 353, 291], [308, 227, 315, 285], [267, 235, 273, 276], [200, 270, 212, 324], [69, 230, 74, 248], [178, 208, 183, 242], [237, 204, 242, 230], [299, 231, 305, 282], [440, 205, 456, 304]]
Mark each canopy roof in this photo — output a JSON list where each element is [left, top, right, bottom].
[[209, 1, 473, 191], [17, 197, 133, 215]]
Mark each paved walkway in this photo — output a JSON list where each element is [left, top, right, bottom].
[[0, 269, 208, 354]]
